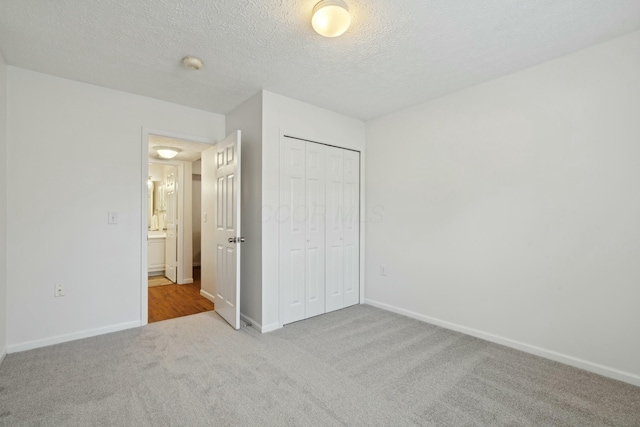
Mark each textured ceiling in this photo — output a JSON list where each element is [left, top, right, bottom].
[[148, 135, 211, 162], [1, 0, 639, 120]]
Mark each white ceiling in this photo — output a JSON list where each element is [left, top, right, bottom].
[[1, 0, 639, 120]]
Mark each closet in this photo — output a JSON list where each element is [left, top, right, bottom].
[[280, 136, 360, 325]]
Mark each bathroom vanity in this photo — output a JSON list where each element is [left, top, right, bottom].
[[148, 230, 166, 275]]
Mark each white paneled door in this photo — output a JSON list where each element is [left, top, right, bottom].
[[279, 137, 307, 324], [305, 142, 327, 318], [342, 149, 360, 308], [280, 139, 328, 324], [202, 131, 242, 330], [280, 136, 359, 325], [325, 146, 345, 313], [325, 147, 360, 312], [164, 167, 178, 283]]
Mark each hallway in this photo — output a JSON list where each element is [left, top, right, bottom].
[[148, 267, 214, 323]]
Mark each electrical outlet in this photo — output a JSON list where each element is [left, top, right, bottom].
[[54, 284, 65, 297], [203, 212, 208, 223], [380, 265, 388, 276]]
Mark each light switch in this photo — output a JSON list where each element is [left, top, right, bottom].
[[380, 264, 388, 276], [108, 212, 118, 224]]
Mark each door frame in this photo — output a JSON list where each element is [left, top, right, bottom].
[[140, 128, 214, 326]]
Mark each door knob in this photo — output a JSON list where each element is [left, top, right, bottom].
[[239, 237, 246, 243], [228, 237, 237, 243]]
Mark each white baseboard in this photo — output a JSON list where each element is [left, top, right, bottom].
[[200, 289, 215, 303], [240, 313, 262, 333], [261, 322, 281, 333], [7, 321, 141, 354], [365, 299, 640, 387], [179, 278, 194, 285]]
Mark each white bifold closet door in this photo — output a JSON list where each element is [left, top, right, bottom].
[[325, 147, 360, 312], [305, 142, 327, 319], [280, 137, 359, 325]]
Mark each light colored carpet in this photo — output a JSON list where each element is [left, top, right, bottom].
[[148, 276, 174, 287], [0, 305, 639, 426]]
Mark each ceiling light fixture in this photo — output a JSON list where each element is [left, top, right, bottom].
[[156, 147, 181, 159], [182, 56, 203, 70], [312, 0, 351, 38]]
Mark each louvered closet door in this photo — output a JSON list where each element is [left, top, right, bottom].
[[280, 138, 307, 324], [305, 142, 326, 318]]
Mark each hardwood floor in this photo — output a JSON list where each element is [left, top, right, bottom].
[[148, 267, 214, 323]]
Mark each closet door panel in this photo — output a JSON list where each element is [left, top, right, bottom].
[[280, 138, 306, 324], [343, 150, 360, 307], [305, 142, 326, 318], [325, 147, 345, 313]]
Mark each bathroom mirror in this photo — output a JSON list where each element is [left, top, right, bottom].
[[148, 163, 177, 231], [147, 180, 164, 230]]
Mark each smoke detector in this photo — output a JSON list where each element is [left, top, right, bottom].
[[182, 56, 203, 70]]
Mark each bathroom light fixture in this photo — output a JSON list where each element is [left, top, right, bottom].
[[312, 0, 351, 38], [156, 147, 181, 159], [182, 56, 203, 70]]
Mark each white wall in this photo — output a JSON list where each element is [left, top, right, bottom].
[[6, 67, 224, 351], [225, 92, 263, 328], [180, 161, 193, 283], [148, 163, 164, 182], [262, 91, 366, 331], [0, 51, 7, 363], [192, 169, 201, 266], [365, 31, 640, 385], [200, 147, 216, 300]]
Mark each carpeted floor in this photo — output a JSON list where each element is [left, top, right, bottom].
[[0, 305, 638, 426]]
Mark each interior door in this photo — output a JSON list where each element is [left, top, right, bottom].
[[202, 131, 242, 330], [279, 137, 307, 324], [342, 150, 360, 307], [164, 167, 178, 283], [325, 146, 344, 313], [305, 141, 326, 318]]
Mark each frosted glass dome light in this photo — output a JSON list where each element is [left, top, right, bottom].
[[156, 147, 180, 159], [312, 0, 351, 38]]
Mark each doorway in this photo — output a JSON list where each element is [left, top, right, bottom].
[[142, 130, 216, 324], [140, 129, 244, 329]]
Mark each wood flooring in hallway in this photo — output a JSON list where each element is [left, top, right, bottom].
[[148, 267, 214, 323]]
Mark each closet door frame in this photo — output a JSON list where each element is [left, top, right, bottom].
[[278, 133, 364, 327]]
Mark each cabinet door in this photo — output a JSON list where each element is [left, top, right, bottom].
[[343, 150, 360, 308], [280, 138, 307, 324], [325, 146, 345, 313], [148, 239, 166, 271], [305, 142, 326, 318]]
